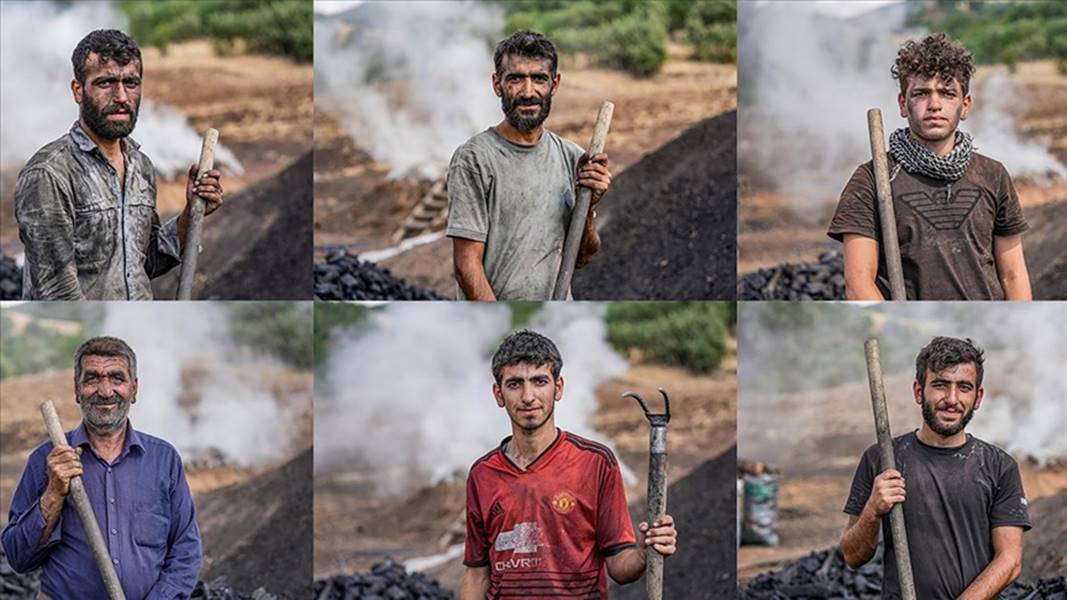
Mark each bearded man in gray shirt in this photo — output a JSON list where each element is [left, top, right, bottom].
[[446, 30, 611, 301], [15, 29, 224, 300]]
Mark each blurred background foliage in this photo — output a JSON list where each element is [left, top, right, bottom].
[[495, 0, 736, 76], [118, 0, 312, 62], [910, 0, 1067, 72], [605, 301, 734, 373]]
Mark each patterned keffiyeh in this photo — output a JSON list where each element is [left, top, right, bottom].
[[888, 128, 974, 181]]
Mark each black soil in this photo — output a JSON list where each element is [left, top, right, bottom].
[[611, 445, 737, 600], [572, 111, 737, 300], [0, 251, 20, 299], [314, 558, 456, 599], [196, 449, 313, 599], [1025, 199, 1067, 300], [152, 152, 313, 300]]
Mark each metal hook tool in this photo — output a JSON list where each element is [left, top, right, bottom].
[[624, 388, 670, 600]]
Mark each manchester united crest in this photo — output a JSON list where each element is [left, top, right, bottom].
[[551, 490, 577, 514]]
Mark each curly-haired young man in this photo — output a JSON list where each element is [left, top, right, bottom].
[[460, 330, 677, 599], [840, 337, 1030, 599], [828, 33, 1031, 300], [447, 31, 611, 301], [15, 29, 224, 300]]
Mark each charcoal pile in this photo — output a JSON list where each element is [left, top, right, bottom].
[[192, 579, 277, 600], [314, 558, 456, 599], [315, 251, 445, 300], [0, 547, 40, 598], [738, 250, 845, 300], [572, 111, 737, 300], [0, 251, 21, 299], [738, 544, 1067, 599]]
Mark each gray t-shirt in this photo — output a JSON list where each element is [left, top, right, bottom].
[[446, 127, 585, 300], [844, 431, 1031, 599]]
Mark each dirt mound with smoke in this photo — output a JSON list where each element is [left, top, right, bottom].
[[315, 559, 456, 599], [1024, 198, 1067, 300], [0, 251, 20, 299], [196, 448, 312, 599], [611, 445, 737, 599], [313, 251, 446, 300], [572, 111, 737, 300], [1022, 489, 1067, 581], [153, 152, 313, 300], [739, 544, 1067, 599], [738, 250, 845, 300]]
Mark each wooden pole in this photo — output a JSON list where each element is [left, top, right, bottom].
[[39, 400, 126, 600], [863, 340, 916, 600], [867, 109, 907, 300], [552, 101, 614, 300], [176, 128, 218, 300]]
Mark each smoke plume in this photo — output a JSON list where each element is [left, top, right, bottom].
[[0, 0, 242, 178], [315, 302, 630, 497], [738, 1, 1066, 212], [99, 302, 302, 466], [313, 0, 502, 179]]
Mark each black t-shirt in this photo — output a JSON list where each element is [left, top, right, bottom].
[[844, 431, 1031, 599], [827, 152, 1028, 300]]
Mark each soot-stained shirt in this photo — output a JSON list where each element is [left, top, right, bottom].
[[827, 152, 1028, 300], [15, 122, 182, 300], [844, 431, 1031, 600], [464, 430, 636, 599], [447, 127, 585, 300]]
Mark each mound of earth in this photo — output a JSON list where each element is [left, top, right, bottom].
[[1022, 489, 1067, 581], [315, 559, 455, 599], [738, 250, 845, 300], [313, 251, 445, 300], [611, 445, 737, 599], [196, 449, 312, 599], [1024, 198, 1067, 300], [572, 111, 737, 300], [153, 152, 313, 300]]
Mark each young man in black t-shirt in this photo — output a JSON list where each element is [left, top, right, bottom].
[[841, 337, 1031, 599]]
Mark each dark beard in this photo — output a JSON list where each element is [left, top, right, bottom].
[[81, 94, 139, 140], [920, 390, 974, 437], [502, 94, 551, 132], [512, 401, 555, 433], [78, 392, 132, 435]]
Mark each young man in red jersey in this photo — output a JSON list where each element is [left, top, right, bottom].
[[460, 330, 677, 599]]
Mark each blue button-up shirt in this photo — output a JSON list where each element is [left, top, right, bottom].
[[1, 422, 202, 599]]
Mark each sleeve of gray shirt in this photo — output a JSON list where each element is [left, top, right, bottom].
[[446, 148, 490, 243], [14, 167, 86, 300]]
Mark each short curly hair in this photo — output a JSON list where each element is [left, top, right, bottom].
[[72, 29, 142, 85], [892, 32, 975, 96], [494, 30, 558, 77], [915, 336, 985, 389], [491, 329, 562, 384]]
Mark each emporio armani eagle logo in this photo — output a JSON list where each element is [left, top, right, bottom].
[[899, 188, 981, 230]]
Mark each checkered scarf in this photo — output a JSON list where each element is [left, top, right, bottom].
[[888, 128, 974, 181]]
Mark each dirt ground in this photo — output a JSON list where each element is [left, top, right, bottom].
[[314, 47, 737, 296], [313, 346, 738, 590], [738, 60, 1067, 296], [0, 40, 312, 270], [736, 369, 1067, 583]]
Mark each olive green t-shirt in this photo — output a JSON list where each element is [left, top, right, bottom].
[[844, 432, 1031, 600], [827, 152, 1028, 300], [446, 127, 584, 300]]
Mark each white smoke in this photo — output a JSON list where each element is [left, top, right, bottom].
[[99, 303, 298, 466], [316, 302, 630, 497], [738, 1, 1066, 209], [0, 0, 242, 178], [313, 0, 502, 179]]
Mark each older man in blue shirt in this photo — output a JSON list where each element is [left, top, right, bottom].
[[1, 336, 201, 599]]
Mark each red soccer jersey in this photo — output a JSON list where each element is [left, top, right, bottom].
[[464, 429, 636, 599]]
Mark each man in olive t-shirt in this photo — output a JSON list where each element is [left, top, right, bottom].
[[840, 337, 1030, 600], [447, 30, 611, 301], [827, 33, 1031, 300]]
